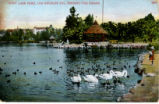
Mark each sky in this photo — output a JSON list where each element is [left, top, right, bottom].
[[2, 0, 159, 29]]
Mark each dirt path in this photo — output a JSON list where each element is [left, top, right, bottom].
[[120, 52, 159, 102]]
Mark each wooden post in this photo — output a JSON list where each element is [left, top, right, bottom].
[[102, 0, 104, 23]]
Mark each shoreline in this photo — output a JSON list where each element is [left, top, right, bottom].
[[0, 41, 149, 49], [50, 42, 148, 49], [119, 52, 159, 102], [23, 42, 148, 49]]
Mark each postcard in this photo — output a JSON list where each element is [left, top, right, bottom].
[[0, 0, 159, 102]]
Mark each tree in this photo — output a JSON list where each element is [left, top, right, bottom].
[[2, 31, 10, 41], [84, 14, 94, 28], [54, 28, 63, 42], [144, 20, 158, 42], [47, 25, 55, 36], [63, 6, 86, 43], [23, 29, 34, 41], [10, 30, 19, 41], [144, 13, 155, 21], [16, 29, 24, 42], [101, 13, 159, 42], [101, 21, 117, 40], [41, 30, 50, 41]]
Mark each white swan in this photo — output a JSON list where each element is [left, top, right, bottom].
[[71, 74, 81, 83], [143, 73, 156, 77], [99, 70, 115, 80], [83, 74, 98, 83], [113, 70, 128, 78]]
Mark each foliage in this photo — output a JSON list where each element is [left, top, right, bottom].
[[84, 14, 94, 29], [0, 7, 95, 43], [101, 13, 159, 43], [0, 25, 63, 42], [2, 31, 11, 41], [0, 7, 158, 45], [63, 7, 93, 43]]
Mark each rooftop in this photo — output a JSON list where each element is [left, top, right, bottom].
[[84, 21, 107, 34]]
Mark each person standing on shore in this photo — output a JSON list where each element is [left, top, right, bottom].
[[149, 46, 155, 65]]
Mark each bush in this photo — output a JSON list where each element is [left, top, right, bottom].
[[148, 39, 159, 50]]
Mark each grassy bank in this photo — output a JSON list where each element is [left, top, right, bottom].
[[120, 52, 159, 102]]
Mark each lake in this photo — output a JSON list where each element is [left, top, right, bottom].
[[0, 43, 147, 102]]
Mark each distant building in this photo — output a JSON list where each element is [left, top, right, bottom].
[[6, 28, 27, 34], [33, 27, 46, 34], [84, 21, 108, 42], [6, 29, 15, 35], [49, 35, 55, 40], [7, 29, 14, 33]]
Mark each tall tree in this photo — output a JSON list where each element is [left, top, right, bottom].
[[84, 14, 94, 27], [63, 6, 86, 43]]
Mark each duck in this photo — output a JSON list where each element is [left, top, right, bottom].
[[83, 74, 98, 83], [53, 70, 59, 74], [124, 65, 127, 69], [113, 78, 122, 84], [59, 66, 63, 69], [34, 72, 37, 75], [113, 69, 128, 78], [12, 72, 16, 75], [49, 67, 52, 70], [0, 67, 3, 71], [5, 74, 11, 77], [7, 80, 11, 83], [71, 74, 81, 84]]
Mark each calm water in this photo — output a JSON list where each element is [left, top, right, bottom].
[[0, 43, 146, 102]]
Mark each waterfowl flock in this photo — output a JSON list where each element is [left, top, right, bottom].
[[68, 54, 146, 87], [0, 46, 149, 102], [0, 52, 145, 90], [0, 54, 68, 84], [70, 69, 129, 86]]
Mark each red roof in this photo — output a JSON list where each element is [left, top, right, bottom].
[[34, 27, 46, 29], [84, 21, 107, 34], [7, 29, 15, 32]]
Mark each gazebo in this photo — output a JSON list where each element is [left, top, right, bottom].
[[84, 21, 107, 42], [49, 35, 55, 43]]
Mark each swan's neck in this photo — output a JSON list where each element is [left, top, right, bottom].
[[78, 74, 80, 78], [94, 74, 98, 77], [123, 70, 127, 77], [110, 70, 115, 76]]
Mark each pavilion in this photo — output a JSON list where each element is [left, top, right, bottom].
[[84, 21, 107, 42]]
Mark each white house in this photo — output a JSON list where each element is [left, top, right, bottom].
[[33, 27, 46, 35]]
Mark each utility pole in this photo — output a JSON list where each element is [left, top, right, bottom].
[[102, 0, 104, 23]]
